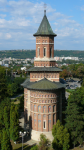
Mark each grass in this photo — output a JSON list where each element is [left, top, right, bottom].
[[66, 89, 75, 93]]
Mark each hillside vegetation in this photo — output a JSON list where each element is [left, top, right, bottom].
[[0, 50, 84, 59]]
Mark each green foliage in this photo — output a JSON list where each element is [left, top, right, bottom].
[[7, 77, 25, 96], [0, 66, 8, 102], [60, 69, 68, 79], [1, 129, 12, 150], [0, 98, 11, 126], [31, 134, 51, 150], [10, 104, 19, 141], [1, 50, 84, 59], [18, 95, 24, 110], [3, 106, 10, 137], [31, 145, 39, 150], [60, 63, 84, 79], [52, 120, 70, 150], [65, 87, 84, 145], [39, 134, 50, 150]]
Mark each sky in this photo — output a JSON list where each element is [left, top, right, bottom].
[[0, 0, 84, 50]]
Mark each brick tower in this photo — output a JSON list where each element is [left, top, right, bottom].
[[22, 10, 65, 141]]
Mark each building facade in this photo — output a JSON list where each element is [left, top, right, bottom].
[[22, 10, 65, 141]]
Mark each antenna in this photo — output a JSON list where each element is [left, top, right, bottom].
[[44, 3, 47, 15]]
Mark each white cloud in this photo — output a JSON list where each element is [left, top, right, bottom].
[[5, 33, 11, 39], [0, 0, 84, 50], [81, 5, 84, 11], [0, 14, 6, 18]]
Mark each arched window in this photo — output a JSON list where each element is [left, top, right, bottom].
[[53, 105, 55, 112], [34, 113, 36, 118], [48, 106, 51, 112], [37, 47, 40, 57], [44, 47, 46, 56], [49, 114, 51, 131], [53, 114, 55, 124], [38, 105, 41, 112], [50, 47, 52, 58], [43, 115, 46, 129], [38, 114, 41, 119], [34, 105, 36, 112], [38, 114, 41, 131], [43, 106, 46, 113]]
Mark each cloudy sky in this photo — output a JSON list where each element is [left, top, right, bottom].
[[0, 0, 84, 50]]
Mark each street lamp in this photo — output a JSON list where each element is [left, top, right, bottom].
[[19, 131, 26, 150]]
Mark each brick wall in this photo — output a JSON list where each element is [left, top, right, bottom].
[[30, 72, 59, 82]]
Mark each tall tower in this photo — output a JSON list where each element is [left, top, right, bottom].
[[22, 10, 65, 141], [34, 10, 57, 68]]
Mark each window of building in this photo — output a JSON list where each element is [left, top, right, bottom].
[[43, 115, 46, 129], [38, 114, 41, 130], [43, 106, 46, 113], [38, 114, 41, 119], [50, 47, 52, 58], [34, 113, 36, 118], [31, 104, 32, 110], [34, 105, 36, 112], [48, 106, 51, 112], [34, 119, 36, 129], [44, 47, 46, 56], [49, 114, 51, 131], [43, 121, 46, 129], [38, 120, 41, 128], [53, 114, 55, 124], [53, 105, 55, 112], [38, 105, 41, 112]]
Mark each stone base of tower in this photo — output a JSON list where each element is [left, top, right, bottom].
[[31, 129, 54, 142]]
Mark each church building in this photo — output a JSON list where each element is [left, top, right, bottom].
[[22, 10, 65, 141]]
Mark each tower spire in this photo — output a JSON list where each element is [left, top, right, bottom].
[[44, 3, 47, 16]]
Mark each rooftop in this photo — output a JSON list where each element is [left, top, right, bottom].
[[21, 78, 65, 90], [33, 11, 57, 37], [28, 67, 62, 72]]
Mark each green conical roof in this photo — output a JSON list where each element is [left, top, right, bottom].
[[33, 12, 57, 37]]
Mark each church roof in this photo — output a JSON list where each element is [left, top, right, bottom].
[[33, 12, 57, 37], [21, 78, 65, 90], [28, 67, 62, 72]]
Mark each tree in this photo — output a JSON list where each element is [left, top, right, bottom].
[[3, 106, 10, 137], [10, 104, 19, 141], [39, 134, 50, 150], [52, 120, 70, 150], [0, 66, 8, 102], [31, 134, 51, 150], [65, 87, 84, 146], [60, 69, 68, 79], [1, 129, 12, 150]]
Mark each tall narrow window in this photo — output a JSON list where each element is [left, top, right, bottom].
[[44, 47, 46, 56], [38, 105, 41, 112], [48, 106, 51, 112], [43, 115, 46, 129], [50, 47, 52, 58], [38, 114, 41, 131], [43, 121, 46, 129], [49, 114, 51, 131], [43, 106, 46, 113], [38, 47, 40, 57], [34, 105, 36, 112], [53, 114, 55, 125]]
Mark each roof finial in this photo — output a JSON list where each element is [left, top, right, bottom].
[[44, 3, 47, 16]]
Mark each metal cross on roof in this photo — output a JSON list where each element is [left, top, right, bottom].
[[44, 3, 47, 15]]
